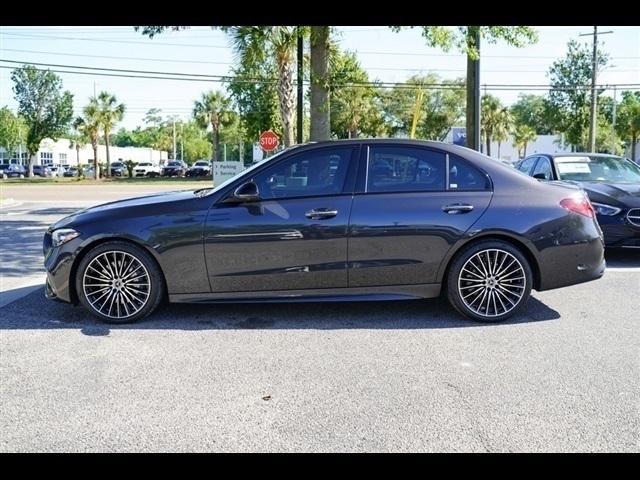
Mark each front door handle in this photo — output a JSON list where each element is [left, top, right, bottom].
[[442, 203, 474, 214], [305, 208, 338, 220]]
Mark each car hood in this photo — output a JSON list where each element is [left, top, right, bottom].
[[51, 190, 200, 230], [573, 181, 640, 207]]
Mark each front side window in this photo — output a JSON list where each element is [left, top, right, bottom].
[[252, 147, 354, 200], [366, 146, 446, 193], [532, 157, 553, 180]]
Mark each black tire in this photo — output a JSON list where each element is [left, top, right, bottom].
[[75, 241, 165, 324], [446, 240, 533, 323]]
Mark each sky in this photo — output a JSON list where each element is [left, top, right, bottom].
[[0, 25, 638, 131]]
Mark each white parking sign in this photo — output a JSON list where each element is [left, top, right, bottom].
[[212, 161, 245, 185]]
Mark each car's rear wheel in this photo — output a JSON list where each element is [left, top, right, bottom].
[[446, 240, 533, 323], [76, 241, 165, 324]]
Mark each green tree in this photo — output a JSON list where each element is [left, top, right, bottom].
[[0, 107, 27, 160], [227, 26, 307, 147], [193, 91, 233, 162], [329, 51, 386, 139], [494, 108, 514, 158], [68, 119, 89, 169], [546, 40, 609, 150], [392, 26, 537, 149], [510, 94, 554, 135], [227, 60, 282, 143], [75, 98, 102, 179], [616, 91, 640, 161], [512, 124, 537, 158], [10, 65, 73, 176], [96, 91, 125, 177], [480, 94, 505, 156]]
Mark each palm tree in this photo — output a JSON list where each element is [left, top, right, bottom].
[[494, 109, 514, 159], [76, 98, 102, 179], [227, 27, 306, 147], [96, 91, 125, 177], [68, 119, 88, 171], [481, 95, 504, 157], [193, 91, 232, 162], [513, 124, 537, 159], [310, 26, 331, 141]]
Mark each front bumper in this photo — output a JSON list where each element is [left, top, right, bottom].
[[599, 216, 640, 248], [43, 231, 81, 304]]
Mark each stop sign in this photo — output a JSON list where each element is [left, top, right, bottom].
[[259, 130, 279, 152]]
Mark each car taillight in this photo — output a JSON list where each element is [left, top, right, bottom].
[[560, 194, 595, 218]]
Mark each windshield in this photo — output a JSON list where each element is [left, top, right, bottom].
[[195, 161, 209, 166], [167, 162, 181, 166], [138, 163, 151, 167], [555, 155, 640, 184]]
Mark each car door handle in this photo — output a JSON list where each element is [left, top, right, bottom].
[[305, 208, 338, 220], [442, 203, 474, 214]]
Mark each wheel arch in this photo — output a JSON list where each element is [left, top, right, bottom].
[[438, 233, 542, 292], [68, 235, 167, 304]]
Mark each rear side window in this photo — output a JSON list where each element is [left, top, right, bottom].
[[448, 155, 490, 190], [366, 146, 446, 193], [517, 156, 537, 175]]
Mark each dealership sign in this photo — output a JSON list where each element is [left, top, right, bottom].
[[212, 161, 245, 185]]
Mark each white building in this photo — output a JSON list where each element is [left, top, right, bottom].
[[0, 138, 168, 166]]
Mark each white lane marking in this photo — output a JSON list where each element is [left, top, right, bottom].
[[0, 276, 46, 308], [605, 267, 640, 272]]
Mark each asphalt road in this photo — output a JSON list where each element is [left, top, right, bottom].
[[1, 189, 638, 452]]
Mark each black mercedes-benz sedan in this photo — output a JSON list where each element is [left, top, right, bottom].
[[516, 153, 640, 248], [44, 139, 605, 324]]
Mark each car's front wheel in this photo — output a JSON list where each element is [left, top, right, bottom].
[[446, 240, 533, 322], [76, 241, 165, 324]]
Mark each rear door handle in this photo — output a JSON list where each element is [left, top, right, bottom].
[[442, 203, 474, 214], [305, 208, 338, 220]]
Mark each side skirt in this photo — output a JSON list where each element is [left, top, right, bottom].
[[169, 283, 442, 304]]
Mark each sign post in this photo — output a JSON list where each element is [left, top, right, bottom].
[[259, 130, 279, 156]]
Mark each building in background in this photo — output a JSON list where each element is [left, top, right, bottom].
[[0, 138, 168, 167]]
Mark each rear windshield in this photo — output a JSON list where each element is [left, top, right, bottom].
[[138, 163, 152, 167], [167, 162, 181, 167]]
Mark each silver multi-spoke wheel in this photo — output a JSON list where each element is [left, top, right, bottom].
[[82, 250, 151, 320], [457, 248, 526, 318]]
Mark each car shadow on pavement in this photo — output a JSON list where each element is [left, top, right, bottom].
[[604, 249, 640, 268], [0, 287, 560, 335]]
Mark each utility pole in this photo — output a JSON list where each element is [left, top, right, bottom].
[[172, 119, 176, 160], [466, 28, 481, 152], [580, 27, 613, 152], [180, 122, 184, 161], [612, 85, 617, 152], [296, 27, 304, 144]]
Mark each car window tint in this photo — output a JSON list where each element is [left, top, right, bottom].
[[449, 155, 490, 190], [367, 147, 446, 193], [518, 157, 537, 174], [253, 147, 353, 200], [532, 157, 553, 180]]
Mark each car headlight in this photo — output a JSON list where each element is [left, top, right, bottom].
[[591, 202, 622, 216], [52, 228, 80, 247]]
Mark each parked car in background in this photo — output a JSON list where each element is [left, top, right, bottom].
[[186, 160, 212, 177], [133, 162, 161, 178], [44, 139, 605, 324], [0, 163, 26, 178], [33, 165, 52, 177], [517, 152, 640, 248], [162, 160, 188, 177], [110, 161, 126, 177], [64, 167, 79, 177]]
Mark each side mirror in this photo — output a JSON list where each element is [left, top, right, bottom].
[[230, 181, 260, 203], [533, 173, 547, 180]]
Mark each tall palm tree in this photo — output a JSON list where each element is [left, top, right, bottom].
[[513, 124, 537, 158], [96, 91, 125, 177], [494, 109, 514, 158], [76, 98, 102, 179], [227, 26, 306, 147], [69, 119, 88, 170], [481, 95, 504, 157], [193, 91, 232, 162]]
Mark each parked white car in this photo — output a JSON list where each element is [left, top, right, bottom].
[[133, 162, 161, 177]]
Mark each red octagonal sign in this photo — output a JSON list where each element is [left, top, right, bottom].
[[259, 130, 279, 152]]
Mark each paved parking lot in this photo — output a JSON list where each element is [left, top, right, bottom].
[[1, 188, 638, 452]]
